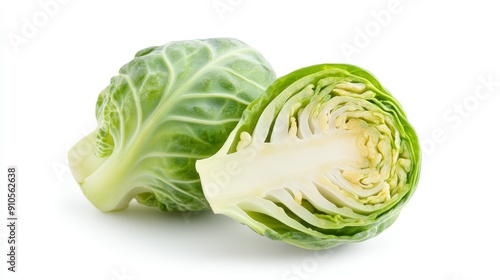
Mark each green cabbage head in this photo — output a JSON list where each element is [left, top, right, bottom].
[[196, 64, 421, 249], [68, 38, 276, 212]]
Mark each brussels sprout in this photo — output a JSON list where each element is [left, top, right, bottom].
[[196, 64, 421, 249], [68, 38, 276, 212]]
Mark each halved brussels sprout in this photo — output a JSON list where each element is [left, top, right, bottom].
[[196, 64, 421, 249]]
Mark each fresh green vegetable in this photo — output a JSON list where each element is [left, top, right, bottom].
[[196, 64, 421, 249], [68, 38, 276, 212]]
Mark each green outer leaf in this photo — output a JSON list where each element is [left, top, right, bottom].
[[68, 38, 276, 212]]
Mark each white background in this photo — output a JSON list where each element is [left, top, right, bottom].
[[1, 0, 500, 279]]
